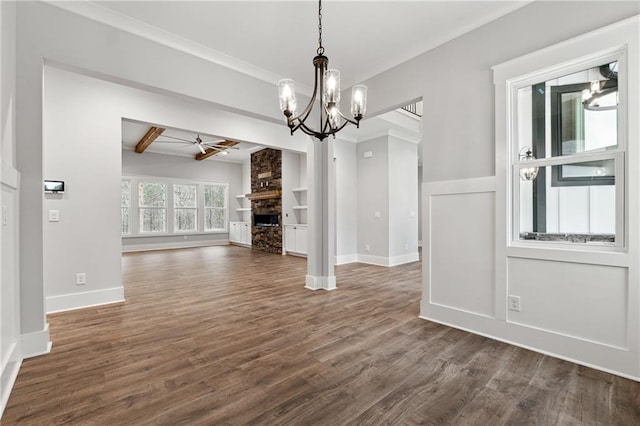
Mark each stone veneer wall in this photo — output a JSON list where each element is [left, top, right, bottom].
[[251, 148, 282, 254]]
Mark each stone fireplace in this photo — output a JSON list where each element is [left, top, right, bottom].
[[249, 148, 282, 254]]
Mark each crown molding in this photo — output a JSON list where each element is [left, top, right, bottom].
[[44, 1, 312, 95]]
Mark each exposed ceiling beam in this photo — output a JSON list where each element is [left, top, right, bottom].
[[135, 126, 165, 153], [195, 140, 238, 161]]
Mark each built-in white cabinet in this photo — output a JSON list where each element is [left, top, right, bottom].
[[229, 221, 251, 246], [284, 224, 307, 256]]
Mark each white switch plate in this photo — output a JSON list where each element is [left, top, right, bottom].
[[365, 244, 370, 252], [508, 295, 521, 312], [374, 212, 381, 218], [363, 151, 373, 159], [76, 273, 86, 285], [49, 210, 60, 222]]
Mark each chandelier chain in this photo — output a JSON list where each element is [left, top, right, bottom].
[[317, 0, 324, 55]]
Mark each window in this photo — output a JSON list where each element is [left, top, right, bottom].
[[122, 177, 229, 236], [174, 184, 197, 232], [513, 57, 624, 246], [121, 179, 131, 235], [204, 184, 227, 231], [139, 181, 167, 233]]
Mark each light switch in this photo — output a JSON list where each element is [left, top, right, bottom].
[[49, 210, 60, 222], [374, 211, 381, 218]]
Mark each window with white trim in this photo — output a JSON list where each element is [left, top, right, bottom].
[[121, 179, 131, 235], [122, 177, 229, 236], [204, 183, 227, 231], [511, 54, 625, 247], [138, 181, 167, 233], [174, 184, 198, 232]]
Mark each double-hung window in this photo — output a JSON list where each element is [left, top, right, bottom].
[[174, 184, 198, 232], [121, 179, 131, 235], [512, 54, 625, 247], [138, 181, 167, 233], [204, 184, 227, 232]]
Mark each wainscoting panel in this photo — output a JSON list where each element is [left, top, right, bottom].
[[507, 257, 628, 349], [424, 177, 496, 318]]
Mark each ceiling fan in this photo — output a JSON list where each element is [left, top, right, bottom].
[[155, 134, 239, 155]]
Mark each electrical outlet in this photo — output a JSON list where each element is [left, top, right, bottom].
[[183, 235, 188, 240], [2, 205, 7, 226], [405, 243, 409, 251], [76, 273, 86, 285], [508, 295, 521, 312], [365, 244, 370, 252]]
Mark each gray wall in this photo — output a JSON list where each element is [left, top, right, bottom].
[[361, 1, 640, 183], [357, 136, 390, 258], [122, 149, 244, 248]]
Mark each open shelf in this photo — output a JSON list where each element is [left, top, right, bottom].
[[236, 208, 251, 212], [235, 194, 246, 199], [292, 205, 308, 210], [292, 187, 307, 192]]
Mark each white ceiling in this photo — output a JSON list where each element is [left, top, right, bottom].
[[93, 1, 530, 89], [105, 1, 527, 164], [121, 120, 264, 162]]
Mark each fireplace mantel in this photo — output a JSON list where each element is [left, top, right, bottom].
[[246, 190, 282, 201]]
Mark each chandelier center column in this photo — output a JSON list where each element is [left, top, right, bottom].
[[305, 136, 336, 290]]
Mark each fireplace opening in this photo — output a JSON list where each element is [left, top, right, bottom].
[[254, 213, 279, 227]]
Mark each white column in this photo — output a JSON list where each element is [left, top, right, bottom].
[[305, 136, 336, 290]]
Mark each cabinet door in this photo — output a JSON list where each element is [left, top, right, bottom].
[[229, 223, 239, 243], [242, 223, 251, 245], [295, 227, 307, 254], [284, 226, 296, 252]]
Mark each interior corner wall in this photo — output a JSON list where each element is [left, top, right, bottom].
[[388, 136, 419, 261], [362, 1, 640, 184], [417, 165, 423, 245], [1, 0, 23, 416], [335, 139, 357, 262], [356, 136, 389, 260]]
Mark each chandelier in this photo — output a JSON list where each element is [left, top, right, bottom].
[[278, 0, 367, 141]]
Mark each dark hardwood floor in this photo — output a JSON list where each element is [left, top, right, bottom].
[[4, 245, 640, 425]]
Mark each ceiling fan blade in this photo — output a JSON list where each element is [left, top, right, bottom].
[[155, 140, 191, 145], [197, 144, 207, 154]]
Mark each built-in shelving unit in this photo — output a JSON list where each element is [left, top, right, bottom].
[[292, 188, 308, 224], [234, 194, 251, 222]]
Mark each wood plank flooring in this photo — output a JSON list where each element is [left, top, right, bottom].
[[4, 245, 640, 425]]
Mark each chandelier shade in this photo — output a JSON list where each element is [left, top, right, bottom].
[[278, 0, 367, 141]]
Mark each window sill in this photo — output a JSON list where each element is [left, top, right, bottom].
[[122, 231, 228, 238], [519, 232, 615, 244]]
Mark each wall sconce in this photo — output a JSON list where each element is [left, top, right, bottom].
[[519, 147, 539, 181]]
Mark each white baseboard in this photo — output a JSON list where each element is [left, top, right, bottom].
[[0, 342, 22, 418], [46, 286, 125, 314], [229, 242, 252, 248], [122, 239, 228, 253], [389, 252, 420, 266], [305, 275, 336, 291], [357, 252, 420, 267], [335, 254, 358, 265], [21, 324, 52, 359]]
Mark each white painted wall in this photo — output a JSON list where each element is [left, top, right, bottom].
[[335, 139, 357, 263], [417, 166, 423, 245], [421, 12, 639, 380], [0, 1, 23, 416], [357, 136, 389, 260], [122, 150, 243, 250], [388, 136, 419, 261]]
